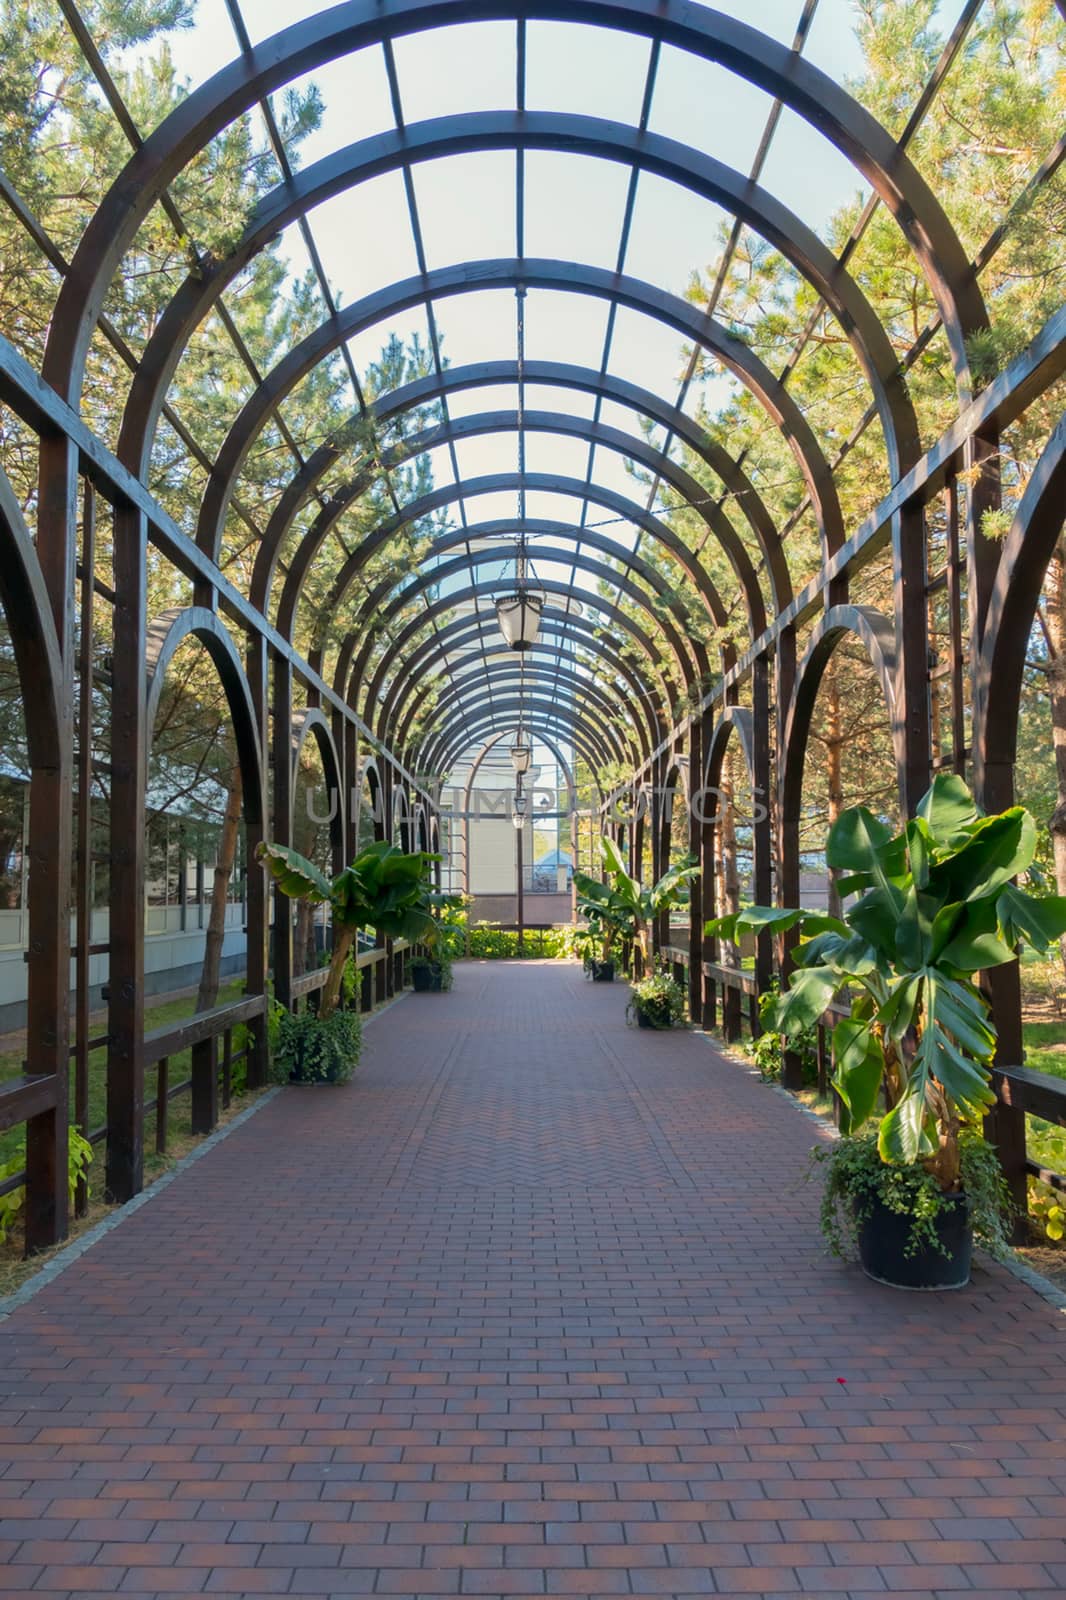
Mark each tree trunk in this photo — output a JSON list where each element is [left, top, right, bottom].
[[825, 662, 844, 918], [319, 924, 356, 1018], [1044, 542, 1066, 971], [293, 899, 313, 979], [195, 762, 242, 1013]]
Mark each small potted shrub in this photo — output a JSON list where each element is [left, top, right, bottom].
[[274, 1006, 362, 1084], [573, 916, 615, 981], [708, 774, 1066, 1289], [410, 951, 453, 992], [258, 838, 440, 1080], [410, 954, 442, 992], [627, 967, 687, 1030]]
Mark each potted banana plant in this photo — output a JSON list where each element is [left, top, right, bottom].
[[574, 837, 698, 981], [708, 774, 1066, 1289], [258, 839, 440, 1082]]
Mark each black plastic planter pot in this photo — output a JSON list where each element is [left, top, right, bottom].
[[590, 960, 615, 982], [412, 963, 443, 993], [635, 1003, 672, 1030], [857, 1191, 972, 1290]]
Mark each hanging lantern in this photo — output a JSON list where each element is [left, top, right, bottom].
[[495, 588, 543, 651], [509, 729, 533, 776], [511, 790, 528, 830]]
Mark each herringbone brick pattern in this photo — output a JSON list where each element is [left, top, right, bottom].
[[1, 960, 1064, 1599]]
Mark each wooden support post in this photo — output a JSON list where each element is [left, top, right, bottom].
[[73, 480, 95, 1220], [245, 632, 269, 1088], [106, 501, 147, 1204], [687, 720, 703, 1025], [272, 651, 294, 1013], [190, 1035, 218, 1136], [155, 1058, 169, 1155], [751, 653, 773, 1018], [893, 504, 932, 816], [221, 1029, 233, 1110], [25, 433, 76, 1250]]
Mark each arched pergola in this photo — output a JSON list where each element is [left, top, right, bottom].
[[0, 0, 1057, 1252]]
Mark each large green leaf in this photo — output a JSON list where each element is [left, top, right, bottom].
[[763, 964, 837, 1034], [826, 805, 893, 873], [996, 884, 1066, 951], [256, 840, 333, 903], [707, 905, 848, 942], [929, 808, 1036, 905], [904, 817, 933, 890], [600, 836, 642, 912], [847, 887, 902, 961], [877, 971, 922, 1042], [878, 1089, 937, 1163], [831, 1018, 884, 1135], [894, 884, 936, 970], [707, 905, 803, 940], [908, 971, 996, 1125], [331, 864, 368, 928], [648, 855, 699, 914], [916, 772, 980, 845], [937, 898, 1017, 973]]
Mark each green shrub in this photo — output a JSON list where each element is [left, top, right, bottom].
[[272, 1007, 362, 1085], [749, 984, 818, 1084], [467, 924, 570, 959], [626, 968, 687, 1029], [0, 1127, 93, 1246], [812, 1130, 1013, 1261]]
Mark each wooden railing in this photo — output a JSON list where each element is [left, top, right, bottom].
[[289, 940, 410, 1015], [141, 993, 267, 1154]]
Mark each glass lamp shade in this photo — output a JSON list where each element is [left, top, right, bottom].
[[495, 588, 544, 650], [511, 792, 528, 830], [510, 731, 533, 776]]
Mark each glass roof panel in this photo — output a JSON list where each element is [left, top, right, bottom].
[[647, 48, 771, 172], [305, 172, 420, 306], [582, 448, 644, 503], [344, 306, 434, 388], [391, 23, 516, 118], [285, 52, 396, 160], [412, 153, 516, 270], [758, 107, 871, 234], [430, 290, 517, 369], [525, 22, 652, 123], [522, 433, 591, 481], [602, 305, 690, 396], [622, 175, 732, 298], [522, 290, 610, 371], [449, 489, 519, 527], [522, 385, 597, 420], [704, 0, 808, 42], [523, 153, 631, 275], [450, 435, 521, 483], [445, 384, 522, 419]]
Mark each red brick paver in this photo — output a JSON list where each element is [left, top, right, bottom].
[[1, 962, 1064, 1599]]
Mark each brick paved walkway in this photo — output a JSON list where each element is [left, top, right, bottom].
[[2, 962, 1065, 1600]]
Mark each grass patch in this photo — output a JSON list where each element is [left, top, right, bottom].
[[0, 978, 247, 1169]]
